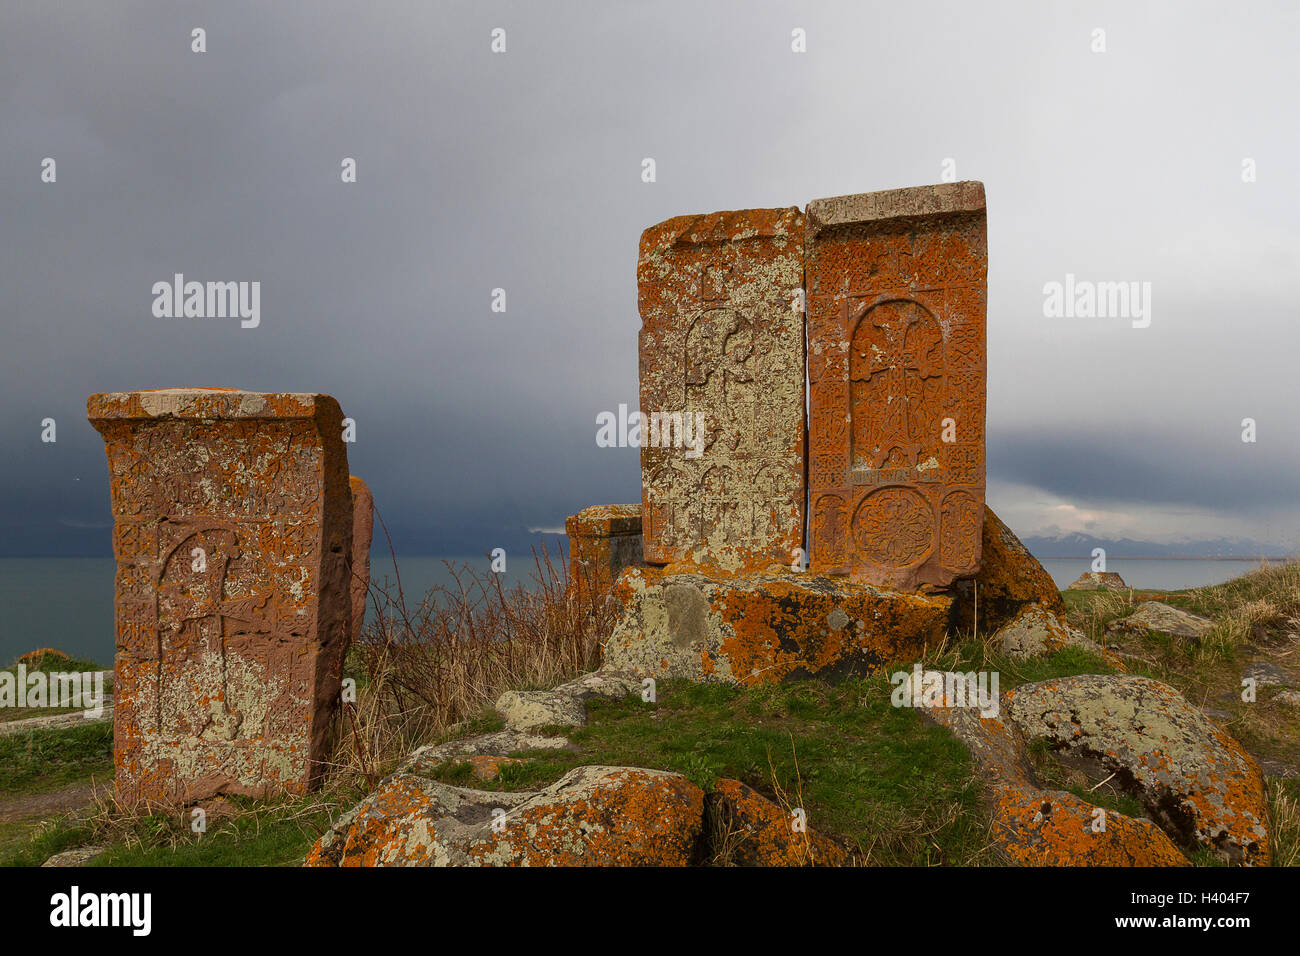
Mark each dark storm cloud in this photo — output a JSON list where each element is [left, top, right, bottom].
[[1, 1, 1297, 554]]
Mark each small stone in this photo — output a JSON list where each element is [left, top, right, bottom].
[[1243, 661, 1298, 688], [42, 846, 106, 867], [707, 778, 850, 866], [1273, 690, 1300, 708]]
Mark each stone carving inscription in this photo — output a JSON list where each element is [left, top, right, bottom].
[[638, 208, 805, 573], [90, 389, 352, 803], [806, 183, 988, 588]]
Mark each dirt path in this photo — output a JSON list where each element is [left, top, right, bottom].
[[0, 783, 104, 823]]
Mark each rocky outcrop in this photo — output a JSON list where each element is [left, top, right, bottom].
[[605, 566, 952, 685], [1107, 601, 1212, 639], [952, 507, 1065, 635], [1069, 571, 1128, 590], [707, 778, 850, 866], [306, 766, 705, 867], [1007, 675, 1270, 865], [922, 687, 1188, 867], [924, 672, 1271, 865]]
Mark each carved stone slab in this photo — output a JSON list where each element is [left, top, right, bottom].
[[88, 388, 352, 803], [638, 207, 805, 573], [805, 182, 987, 589]]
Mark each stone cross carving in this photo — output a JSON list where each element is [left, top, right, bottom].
[[89, 388, 353, 803], [638, 208, 805, 573], [806, 182, 987, 589]]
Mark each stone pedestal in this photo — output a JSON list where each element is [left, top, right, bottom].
[[604, 566, 952, 685], [88, 388, 352, 803], [566, 505, 642, 602]]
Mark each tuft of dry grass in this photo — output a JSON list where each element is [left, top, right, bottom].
[[331, 517, 617, 789], [1267, 780, 1300, 868]]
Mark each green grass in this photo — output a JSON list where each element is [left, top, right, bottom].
[[0, 721, 113, 796], [425, 677, 993, 866], [84, 795, 356, 867]]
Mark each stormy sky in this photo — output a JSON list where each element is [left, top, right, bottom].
[[2, 0, 1297, 557]]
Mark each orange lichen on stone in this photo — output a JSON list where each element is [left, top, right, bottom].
[[466, 767, 704, 866], [638, 207, 805, 575], [306, 766, 705, 867], [1008, 675, 1272, 865], [923, 691, 1188, 866], [952, 506, 1066, 635], [88, 388, 354, 805], [566, 504, 643, 603], [993, 782, 1189, 867], [806, 183, 987, 590], [708, 779, 850, 866], [605, 565, 951, 685]]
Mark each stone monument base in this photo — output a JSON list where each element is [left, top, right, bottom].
[[604, 566, 952, 685]]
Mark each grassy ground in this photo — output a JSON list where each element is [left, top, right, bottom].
[[0, 721, 113, 795]]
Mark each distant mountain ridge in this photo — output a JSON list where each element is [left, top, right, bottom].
[[1021, 532, 1292, 560]]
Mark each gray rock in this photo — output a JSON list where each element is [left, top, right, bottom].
[[41, 846, 105, 867], [1243, 661, 1297, 688], [1108, 602, 1214, 640], [494, 668, 641, 732], [404, 729, 574, 774], [995, 605, 1104, 659], [1068, 571, 1128, 591]]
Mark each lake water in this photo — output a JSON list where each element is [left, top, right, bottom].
[[0, 555, 539, 669], [0, 555, 1276, 668]]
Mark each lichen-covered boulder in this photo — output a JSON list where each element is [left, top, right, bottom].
[[707, 779, 850, 866], [305, 766, 705, 867], [922, 691, 1188, 866], [1007, 675, 1270, 865], [1069, 571, 1129, 590], [605, 566, 952, 685], [952, 507, 1065, 635], [1107, 601, 1213, 640], [995, 605, 1124, 669], [991, 781, 1190, 867]]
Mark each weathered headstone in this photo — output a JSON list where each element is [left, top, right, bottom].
[[805, 182, 987, 589], [349, 475, 374, 646], [638, 208, 805, 573], [566, 504, 642, 602], [88, 388, 352, 803]]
